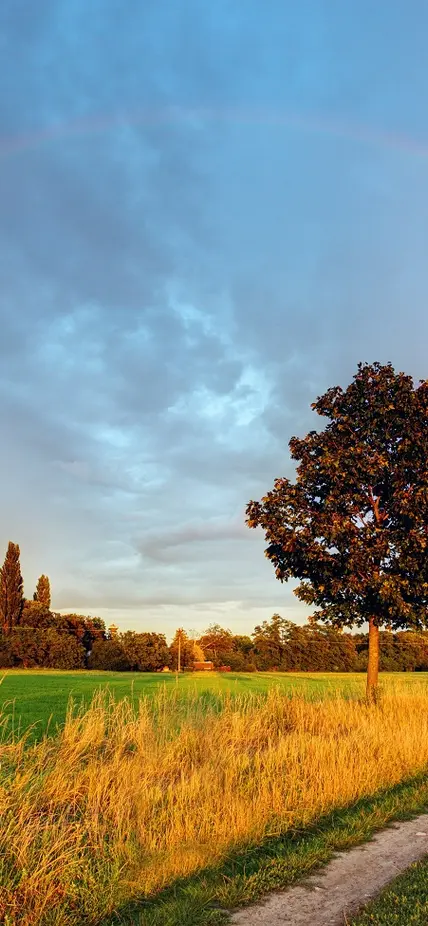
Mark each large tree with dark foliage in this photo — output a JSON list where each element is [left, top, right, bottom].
[[246, 363, 428, 700], [0, 541, 24, 635]]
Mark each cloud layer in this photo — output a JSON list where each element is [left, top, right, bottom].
[[1, 1, 428, 636]]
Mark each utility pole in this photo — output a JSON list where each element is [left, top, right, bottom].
[[178, 629, 181, 673]]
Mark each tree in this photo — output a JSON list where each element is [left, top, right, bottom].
[[193, 641, 205, 662], [0, 541, 24, 635], [246, 363, 428, 701], [88, 638, 131, 671], [20, 598, 53, 629], [229, 634, 256, 671], [169, 629, 196, 670], [34, 574, 51, 609], [198, 624, 234, 666], [252, 614, 291, 670], [53, 613, 106, 660], [121, 631, 170, 671], [4, 627, 85, 669]]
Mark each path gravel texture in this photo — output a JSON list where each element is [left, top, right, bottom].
[[231, 813, 428, 926]]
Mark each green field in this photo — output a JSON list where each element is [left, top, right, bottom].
[[1, 669, 427, 738]]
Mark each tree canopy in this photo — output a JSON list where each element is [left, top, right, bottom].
[[246, 363, 428, 696]]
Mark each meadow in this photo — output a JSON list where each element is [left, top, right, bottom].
[[2, 672, 428, 925], [0, 669, 369, 738]]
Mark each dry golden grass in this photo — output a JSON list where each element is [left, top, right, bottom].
[[2, 683, 428, 924]]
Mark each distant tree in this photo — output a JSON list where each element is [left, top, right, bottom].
[[53, 613, 106, 659], [20, 599, 53, 629], [252, 614, 291, 670], [33, 574, 51, 609], [198, 624, 234, 666], [42, 630, 85, 669], [5, 627, 85, 669], [192, 641, 205, 663], [232, 634, 254, 657], [227, 634, 256, 671], [121, 631, 170, 671], [247, 363, 428, 701], [0, 542, 24, 635], [169, 628, 195, 670], [88, 638, 131, 671]]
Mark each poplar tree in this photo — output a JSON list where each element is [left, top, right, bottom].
[[0, 541, 24, 635], [33, 574, 51, 610], [246, 363, 428, 701]]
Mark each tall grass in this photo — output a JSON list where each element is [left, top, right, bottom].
[[2, 684, 428, 924]]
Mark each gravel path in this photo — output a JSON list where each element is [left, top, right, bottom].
[[231, 813, 428, 926]]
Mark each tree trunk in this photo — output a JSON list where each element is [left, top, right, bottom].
[[366, 617, 380, 703]]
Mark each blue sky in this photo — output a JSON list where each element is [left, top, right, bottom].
[[1, 1, 428, 638]]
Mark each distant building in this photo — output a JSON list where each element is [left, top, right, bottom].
[[161, 666, 171, 673], [218, 665, 231, 672], [108, 624, 118, 638], [193, 661, 214, 672]]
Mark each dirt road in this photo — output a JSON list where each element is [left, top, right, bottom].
[[231, 813, 428, 926]]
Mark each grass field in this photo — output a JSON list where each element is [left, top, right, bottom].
[[351, 857, 428, 924], [2, 676, 428, 925], [0, 669, 374, 738]]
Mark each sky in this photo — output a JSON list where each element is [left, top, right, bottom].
[[1, 1, 428, 639]]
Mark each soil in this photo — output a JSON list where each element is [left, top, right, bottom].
[[230, 812, 428, 926]]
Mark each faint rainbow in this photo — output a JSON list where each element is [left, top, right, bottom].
[[1, 105, 428, 159]]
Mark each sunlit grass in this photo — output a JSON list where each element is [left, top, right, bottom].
[[2, 682, 428, 923], [2, 668, 427, 741], [0, 669, 368, 739]]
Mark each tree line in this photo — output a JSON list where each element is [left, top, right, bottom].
[[1, 542, 428, 673]]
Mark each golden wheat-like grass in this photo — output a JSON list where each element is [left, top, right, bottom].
[[1, 682, 428, 924]]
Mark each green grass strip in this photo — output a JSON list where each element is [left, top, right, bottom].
[[102, 771, 428, 926], [351, 856, 428, 924]]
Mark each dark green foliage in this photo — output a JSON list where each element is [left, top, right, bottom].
[[2, 614, 427, 672], [0, 627, 85, 668], [33, 574, 51, 609], [53, 613, 107, 657], [252, 613, 290, 669], [250, 614, 359, 671], [89, 638, 131, 671], [0, 635, 13, 667], [20, 599, 53, 628], [226, 635, 257, 671], [247, 364, 428, 632], [0, 541, 24, 634], [121, 631, 170, 671]]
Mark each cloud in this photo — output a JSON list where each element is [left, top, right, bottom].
[[1, 0, 428, 635]]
